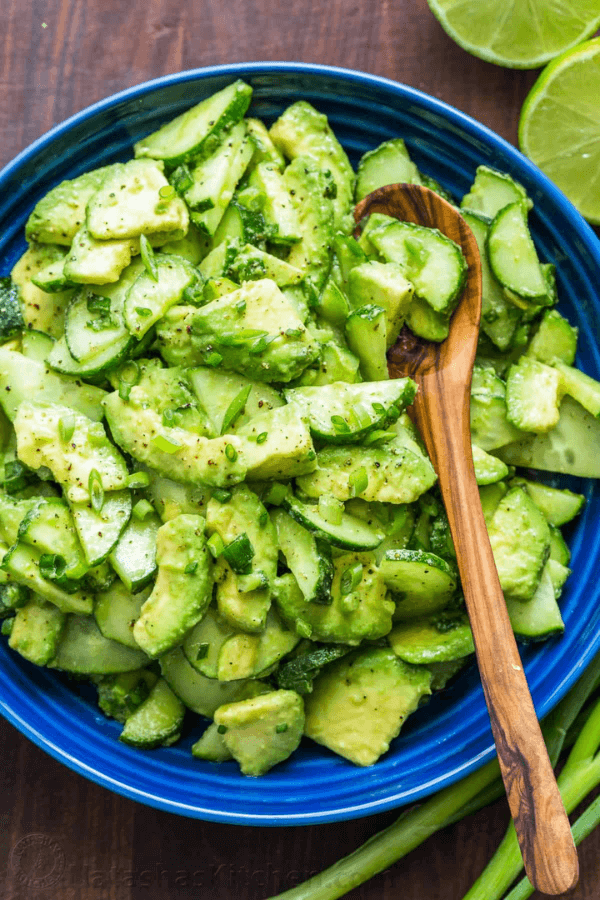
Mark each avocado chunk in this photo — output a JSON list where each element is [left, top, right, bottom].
[[87, 159, 189, 241], [191, 721, 233, 762], [304, 647, 432, 766], [296, 432, 436, 505], [11, 243, 74, 337], [133, 514, 212, 657], [273, 553, 394, 645], [207, 484, 278, 633], [156, 279, 319, 382], [14, 401, 129, 504], [270, 101, 355, 233], [282, 156, 335, 295], [488, 487, 551, 602], [214, 689, 305, 776], [25, 166, 113, 245], [0, 277, 25, 341], [347, 261, 414, 348], [96, 669, 158, 723], [8, 597, 66, 666]]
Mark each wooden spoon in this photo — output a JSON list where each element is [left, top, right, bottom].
[[354, 183, 578, 896]]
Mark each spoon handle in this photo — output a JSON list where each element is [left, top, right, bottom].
[[411, 366, 579, 896]]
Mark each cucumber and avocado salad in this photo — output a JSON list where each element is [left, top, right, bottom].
[[0, 80, 597, 777]]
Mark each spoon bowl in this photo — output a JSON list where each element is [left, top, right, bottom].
[[355, 183, 579, 896]]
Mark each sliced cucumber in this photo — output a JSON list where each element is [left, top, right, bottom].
[[486, 202, 546, 300], [49, 614, 149, 673], [506, 357, 562, 433], [388, 612, 474, 665], [134, 80, 253, 169], [506, 564, 564, 642], [380, 548, 457, 620], [109, 511, 159, 593], [247, 162, 300, 244], [472, 444, 509, 485], [282, 494, 384, 551], [526, 309, 578, 366], [370, 220, 467, 314], [461, 166, 531, 219], [511, 478, 585, 526], [17, 498, 88, 583], [271, 509, 334, 605], [120, 678, 185, 748], [182, 606, 235, 677], [20, 330, 55, 362], [48, 333, 133, 378], [355, 138, 421, 201], [555, 362, 600, 418], [123, 255, 198, 339], [284, 379, 416, 443], [64, 287, 132, 364], [497, 395, 600, 478], [70, 491, 132, 567], [1, 542, 93, 615], [345, 304, 389, 381], [94, 582, 150, 649]]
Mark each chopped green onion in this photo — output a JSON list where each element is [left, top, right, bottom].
[[340, 561, 363, 596], [275, 723, 289, 734], [235, 298, 247, 315], [58, 415, 76, 443], [263, 482, 289, 506], [221, 533, 255, 574], [318, 495, 344, 526], [205, 351, 224, 367], [39, 553, 67, 581], [118, 381, 132, 401], [139, 234, 158, 282], [135, 306, 152, 317], [238, 570, 269, 593], [1, 619, 13, 636], [364, 430, 395, 446], [170, 164, 193, 194], [211, 488, 231, 504], [162, 408, 175, 427], [184, 561, 198, 575], [120, 360, 140, 386], [88, 468, 104, 513], [195, 642, 209, 661], [306, 450, 316, 461], [132, 499, 154, 521], [220, 384, 252, 435], [256, 432, 268, 444], [86, 293, 111, 315], [285, 327, 302, 338], [296, 618, 312, 639], [207, 533, 225, 559], [3, 460, 32, 494], [258, 509, 268, 528], [217, 724, 227, 735], [349, 467, 369, 497], [225, 443, 238, 462], [372, 402, 386, 416], [340, 591, 360, 613], [331, 415, 351, 434], [125, 471, 150, 489], [151, 434, 181, 454], [159, 185, 176, 200], [248, 334, 276, 355], [353, 407, 373, 430]]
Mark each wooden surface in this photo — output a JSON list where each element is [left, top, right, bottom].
[[1, 2, 599, 899]]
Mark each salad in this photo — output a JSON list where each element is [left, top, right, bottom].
[[0, 79, 599, 777]]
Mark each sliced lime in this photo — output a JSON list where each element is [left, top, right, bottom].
[[519, 38, 600, 224], [427, 0, 600, 69]]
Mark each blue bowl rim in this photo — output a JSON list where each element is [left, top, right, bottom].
[[1, 60, 600, 825]]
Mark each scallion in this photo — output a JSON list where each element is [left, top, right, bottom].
[[349, 467, 369, 497], [88, 469, 104, 513], [151, 434, 181, 454], [225, 443, 238, 462], [139, 234, 158, 282], [132, 499, 154, 521], [220, 384, 252, 434], [206, 533, 225, 559], [58, 415, 76, 443], [125, 471, 150, 489], [221, 533, 255, 574]]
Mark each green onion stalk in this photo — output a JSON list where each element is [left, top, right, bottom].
[[265, 651, 600, 900]]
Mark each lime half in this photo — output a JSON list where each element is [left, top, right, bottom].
[[519, 38, 600, 224], [427, 0, 600, 69]]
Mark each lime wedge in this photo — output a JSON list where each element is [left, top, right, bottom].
[[427, 0, 600, 69], [519, 38, 600, 224]]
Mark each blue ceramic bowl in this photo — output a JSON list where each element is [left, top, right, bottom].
[[1, 62, 600, 825]]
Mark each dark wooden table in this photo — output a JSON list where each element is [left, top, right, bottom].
[[1, 1, 599, 898]]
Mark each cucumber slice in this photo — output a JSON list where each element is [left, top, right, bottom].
[[345, 304, 389, 381], [17, 498, 88, 583], [123, 255, 198, 339], [120, 678, 185, 748], [472, 444, 509, 485], [271, 509, 334, 604], [470, 365, 523, 451], [49, 614, 149, 673], [160, 646, 265, 716], [506, 357, 562, 432], [379, 548, 457, 620], [20, 330, 55, 363], [506, 564, 564, 642], [388, 612, 474, 664], [511, 477, 585, 526], [461, 166, 531, 219], [109, 512, 160, 593], [370, 220, 467, 314], [555, 362, 600, 417], [526, 309, 578, 366], [486, 202, 547, 300], [134, 80, 253, 169], [355, 138, 421, 201], [70, 491, 132, 567], [94, 582, 150, 649], [182, 606, 235, 677], [404, 295, 450, 343], [247, 162, 300, 244], [281, 495, 384, 551], [461, 210, 522, 351], [65, 287, 132, 363], [1, 542, 93, 615], [48, 333, 133, 378], [497, 395, 600, 478], [191, 722, 233, 762], [284, 379, 416, 444], [0, 346, 106, 422]]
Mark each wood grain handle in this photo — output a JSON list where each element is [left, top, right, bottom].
[[413, 367, 579, 896]]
